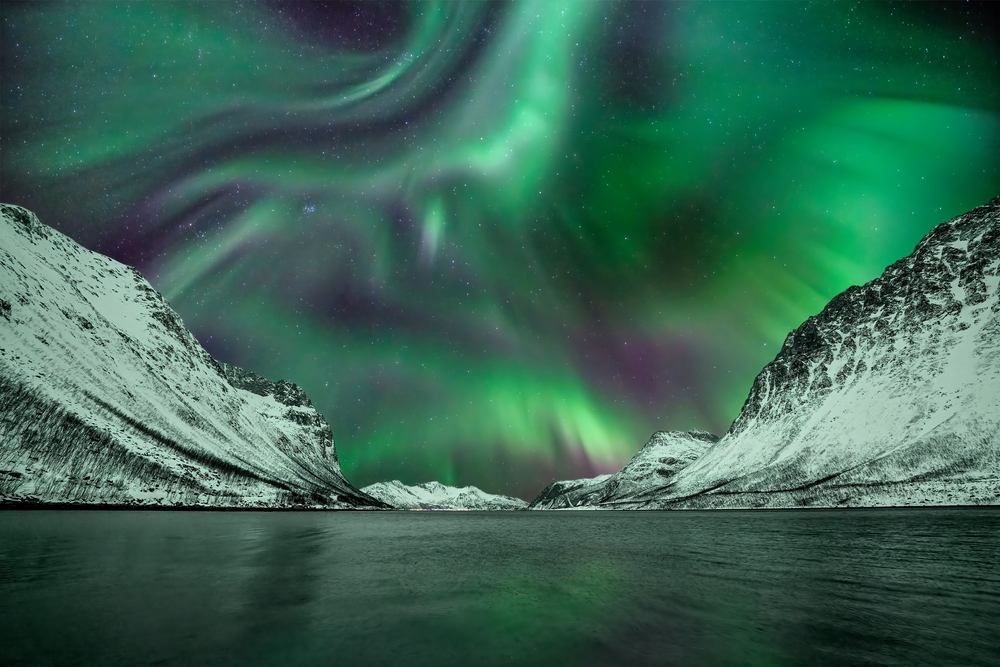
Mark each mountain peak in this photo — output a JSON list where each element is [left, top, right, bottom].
[[663, 194, 1000, 507]]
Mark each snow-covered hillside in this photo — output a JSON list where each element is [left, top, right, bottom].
[[362, 480, 527, 510], [655, 195, 1000, 508], [530, 196, 999, 509], [0, 204, 384, 509], [527, 475, 613, 510], [528, 430, 717, 509]]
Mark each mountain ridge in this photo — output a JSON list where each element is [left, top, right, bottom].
[[363, 480, 528, 510], [0, 203, 385, 509]]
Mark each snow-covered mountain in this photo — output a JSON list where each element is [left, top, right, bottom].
[[362, 480, 528, 510], [0, 204, 384, 509], [528, 430, 717, 509], [531, 195, 1000, 509], [527, 475, 613, 510]]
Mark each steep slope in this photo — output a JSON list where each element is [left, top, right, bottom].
[[528, 430, 717, 509], [362, 480, 527, 510], [0, 203, 383, 508], [655, 195, 1000, 508]]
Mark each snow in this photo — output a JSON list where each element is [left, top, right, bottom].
[[0, 204, 383, 509], [528, 431, 716, 509], [362, 480, 528, 510], [660, 200, 1000, 508]]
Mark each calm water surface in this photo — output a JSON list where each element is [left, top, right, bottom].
[[1, 509, 998, 667]]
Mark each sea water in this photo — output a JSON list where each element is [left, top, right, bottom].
[[1, 508, 998, 666]]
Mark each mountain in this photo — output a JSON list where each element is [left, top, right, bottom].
[[533, 195, 1000, 509], [362, 480, 528, 510], [527, 475, 613, 510], [0, 203, 384, 509], [528, 430, 717, 509]]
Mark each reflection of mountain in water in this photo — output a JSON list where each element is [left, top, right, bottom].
[[3, 510, 998, 666], [0, 204, 383, 509]]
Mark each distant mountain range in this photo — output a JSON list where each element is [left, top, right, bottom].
[[531, 195, 1000, 509], [0, 203, 384, 509], [3, 196, 997, 510], [362, 480, 527, 510]]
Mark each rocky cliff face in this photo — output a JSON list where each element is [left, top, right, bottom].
[[0, 204, 384, 508], [528, 430, 717, 509], [362, 480, 527, 510], [528, 196, 999, 509]]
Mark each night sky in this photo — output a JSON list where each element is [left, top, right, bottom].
[[2, 1, 998, 499]]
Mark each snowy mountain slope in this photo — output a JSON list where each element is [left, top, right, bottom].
[[653, 195, 1000, 508], [362, 480, 528, 510], [599, 429, 718, 503], [0, 203, 384, 508], [527, 475, 613, 510], [528, 430, 717, 509], [527, 196, 999, 509]]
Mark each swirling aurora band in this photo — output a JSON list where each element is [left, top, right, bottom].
[[2, 1, 998, 498]]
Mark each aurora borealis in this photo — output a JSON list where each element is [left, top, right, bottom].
[[2, 2, 998, 499]]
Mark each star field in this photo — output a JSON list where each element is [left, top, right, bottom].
[[2, 1, 998, 498]]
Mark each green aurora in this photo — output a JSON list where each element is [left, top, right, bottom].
[[2, 1, 998, 498]]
